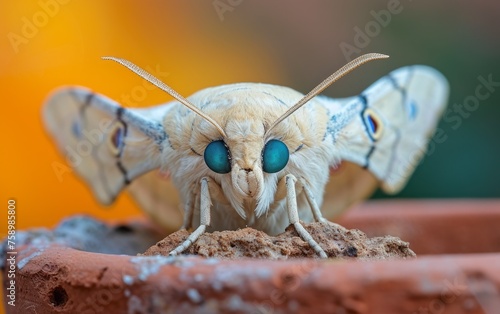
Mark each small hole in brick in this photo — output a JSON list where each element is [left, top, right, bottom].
[[344, 245, 358, 257], [114, 225, 134, 233], [49, 286, 68, 307]]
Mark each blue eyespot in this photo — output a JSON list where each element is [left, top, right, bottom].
[[107, 123, 126, 155], [366, 114, 378, 133], [111, 125, 124, 151], [363, 108, 383, 141], [204, 140, 231, 174], [262, 139, 289, 173], [408, 100, 418, 120]]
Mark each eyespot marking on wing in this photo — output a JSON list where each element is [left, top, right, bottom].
[[362, 108, 384, 141], [108, 122, 125, 155], [407, 99, 418, 120], [367, 114, 377, 132]]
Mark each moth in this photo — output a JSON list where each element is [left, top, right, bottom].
[[43, 53, 449, 258]]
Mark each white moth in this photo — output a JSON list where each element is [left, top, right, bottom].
[[43, 53, 449, 258]]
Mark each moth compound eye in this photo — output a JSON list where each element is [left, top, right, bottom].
[[363, 108, 383, 141], [204, 140, 231, 174], [262, 139, 289, 173]]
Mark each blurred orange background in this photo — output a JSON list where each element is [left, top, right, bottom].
[[0, 2, 288, 238]]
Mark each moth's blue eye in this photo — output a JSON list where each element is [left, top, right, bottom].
[[262, 139, 289, 173], [204, 140, 231, 174]]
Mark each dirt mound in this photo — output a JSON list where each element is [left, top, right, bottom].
[[143, 221, 415, 259]]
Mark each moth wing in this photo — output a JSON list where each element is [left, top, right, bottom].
[[127, 170, 183, 233], [43, 87, 170, 204], [321, 66, 449, 194]]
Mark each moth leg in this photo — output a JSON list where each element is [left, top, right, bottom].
[[298, 178, 347, 233], [169, 177, 211, 256], [181, 188, 197, 230], [285, 174, 328, 258], [297, 178, 327, 223]]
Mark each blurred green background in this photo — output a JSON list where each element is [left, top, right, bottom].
[[202, 0, 500, 199]]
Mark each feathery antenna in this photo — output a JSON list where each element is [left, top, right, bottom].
[[102, 56, 227, 138], [265, 53, 389, 136]]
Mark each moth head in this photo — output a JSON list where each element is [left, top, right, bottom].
[[195, 97, 294, 201]]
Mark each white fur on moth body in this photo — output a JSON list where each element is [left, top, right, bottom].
[[43, 55, 449, 237]]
